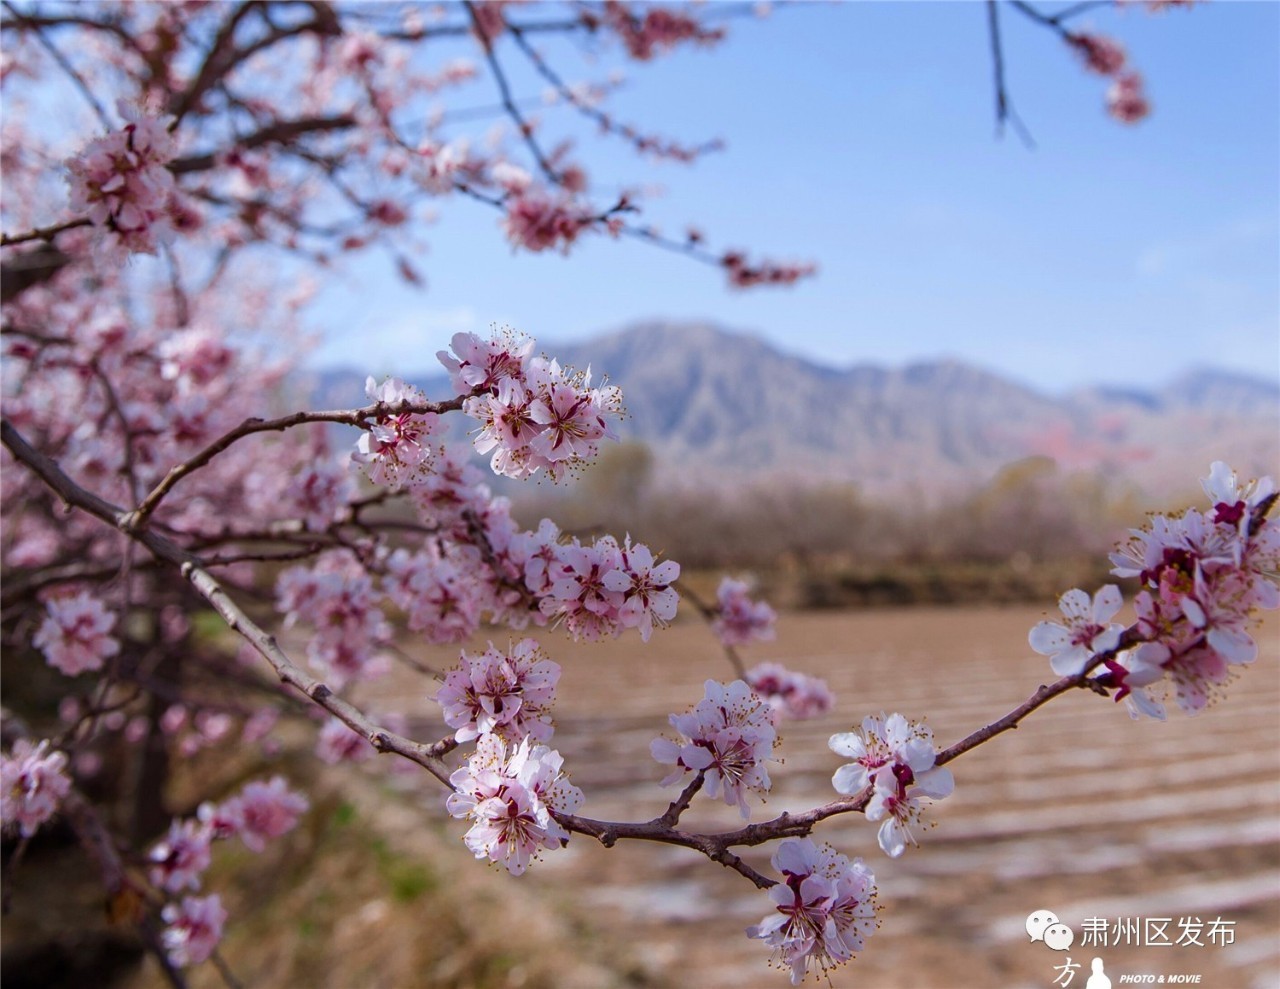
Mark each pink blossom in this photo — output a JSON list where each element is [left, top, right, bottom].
[[315, 718, 374, 765], [829, 713, 953, 857], [540, 536, 627, 640], [157, 329, 236, 389], [1099, 646, 1168, 720], [510, 518, 565, 596], [437, 330, 533, 394], [712, 577, 777, 648], [1202, 460, 1275, 533], [747, 837, 879, 985], [651, 679, 777, 819], [744, 662, 834, 723], [470, 0, 509, 47], [1070, 33, 1127, 75], [722, 251, 817, 289], [284, 459, 354, 531], [408, 447, 487, 528], [601, 538, 680, 642], [218, 776, 309, 853], [605, 5, 725, 61], [1029, 585, 1125, 676], [161, 894, 227, 967], [353, 376, 439, 487], [1096, 465, 1279, 716], [1, 739, 72, 838], [383, 547, 485, 644], [65, 100, 179, 255], [446, 734, 584, 875], [148, 818, 213, 893], [501, 193, 588, 253], [277, 556, 390, 688], [491, 161, 532, 194], [435, 639, 561, 743], [444, 333, 623, 480], [1107, 72, 1150, 124], [33, 591, 120, 676]]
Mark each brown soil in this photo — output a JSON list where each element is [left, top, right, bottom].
[[20, 605, 1279, 989]]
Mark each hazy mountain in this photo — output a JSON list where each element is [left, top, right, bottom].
[[309, 321, 1279, 498]]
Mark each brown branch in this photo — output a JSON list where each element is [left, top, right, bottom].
[[125, 394, 469, 530], [1, 0, 111, 127], [1, 418, 455, 788], [464, 0, 561, 184], [508, 24, 722, 163], [935, 624, 1142, 766], [169, 114, 357, 175], [1, 418, 1157, 898], [1, 218, 91, 248], [986, 0, 1036, 148]]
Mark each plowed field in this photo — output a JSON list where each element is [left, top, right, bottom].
[[389, 604, 1280, 989]]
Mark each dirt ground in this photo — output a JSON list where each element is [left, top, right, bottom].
[[351, 604, 1279, 989], [24, 604, 1277, 989]]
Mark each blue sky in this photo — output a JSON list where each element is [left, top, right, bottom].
[[310, 1, 1280, 395]]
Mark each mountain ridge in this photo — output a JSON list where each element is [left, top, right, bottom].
[[308, 321, 1279, 497]]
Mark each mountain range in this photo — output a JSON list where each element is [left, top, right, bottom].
[[310, 321, 1279, 499]]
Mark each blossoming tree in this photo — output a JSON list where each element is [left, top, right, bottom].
[[4, 1, 1268, 986]]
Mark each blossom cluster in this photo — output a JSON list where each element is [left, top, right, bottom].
[[33, 590, 120, 677], [747, 837, 880, 985], [446, 733, 583, 875], [352, 376, 441, 488], [712, 577, 777, 648], [1104, 463, 1275, 718], [1064, 31, 1150, 123], [651, 679, 777, 819], [436, 639, 561, 743], [501, 192, 595, 254], [1, 739, 73, 838], [441, 331, 624, 481], [281, 466, 679, 665], [601, 4, 727, 62], [534, 533, 680, 642], [829, 713, 954, 858], [1030, 463, 1278, 718], [149, 777, 307, 967], [65, 101, 181, 255], [744, 662, 834, 723], [276, 555, 390, 689]]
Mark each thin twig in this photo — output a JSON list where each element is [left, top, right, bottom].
[[2, 0, 112, 127], [0, 218, 91, 248], [126, 394, 469, 529], [1, 419, 455, 787], [987, 0, 1037, 149]]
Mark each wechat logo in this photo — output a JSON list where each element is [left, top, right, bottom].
[[1027, 909, 1075, 951]]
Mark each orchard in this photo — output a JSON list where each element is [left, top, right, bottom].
[[1, 2, 1275, 987]]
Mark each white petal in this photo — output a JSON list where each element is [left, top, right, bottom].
[[1058, 589, 1092, 624], [1050, 646, 1090, 677], [828, 732, 866, 760], [1208, 626, 1256, 665], [832, 763, 869, 795], [1029, 623, 1070, 656], [877, 818, 906, 858], [1092, 585, 1123, 623], [914, 766, 954, 800]]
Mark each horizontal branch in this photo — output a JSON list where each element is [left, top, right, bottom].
[[126, 393, 470, 530], [0, 218, 90, 248], [169, 115, 357, 175]]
